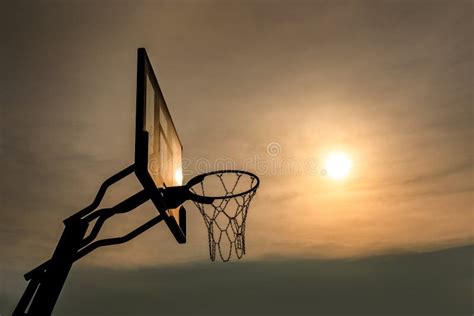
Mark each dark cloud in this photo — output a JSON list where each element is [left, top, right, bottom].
[[2, 245, 473, 316]]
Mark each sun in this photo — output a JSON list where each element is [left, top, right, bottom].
[[325, 152, 352, 180]]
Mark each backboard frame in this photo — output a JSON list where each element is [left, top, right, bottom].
[[135, 47, 186, 243]]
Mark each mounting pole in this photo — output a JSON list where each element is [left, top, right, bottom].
[[14, 219, 88, 315], [13, 165, 165, 316]]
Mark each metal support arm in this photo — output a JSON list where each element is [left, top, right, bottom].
[[13, 165, 166, 316]]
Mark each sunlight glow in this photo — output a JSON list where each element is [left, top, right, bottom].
[[325, 152, 352, 180], [174, 168, 183, 185]]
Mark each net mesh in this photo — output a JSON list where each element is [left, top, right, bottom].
[[190, 172, 258, 262]]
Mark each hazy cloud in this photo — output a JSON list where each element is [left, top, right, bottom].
[[2, 245, 473, 316], [1, 1, 472, 313]]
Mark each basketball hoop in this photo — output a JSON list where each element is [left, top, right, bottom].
[[187, 170, 260, 262], [13, 48, 262, 316]]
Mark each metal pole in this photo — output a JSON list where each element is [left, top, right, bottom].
[[14, 219, 88, 315]]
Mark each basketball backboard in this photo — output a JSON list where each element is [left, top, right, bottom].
[[135, 48, 186, 243]]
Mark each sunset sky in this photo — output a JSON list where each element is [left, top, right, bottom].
[[1, 1, 472, 315]]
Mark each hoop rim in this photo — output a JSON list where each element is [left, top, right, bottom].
[[186, 170, 260, 200]]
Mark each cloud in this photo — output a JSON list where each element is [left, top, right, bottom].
[[2, 245, 472, 316], [400, 161, 473, 186], [1, 0, 472, 287]]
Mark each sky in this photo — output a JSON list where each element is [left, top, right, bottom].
[[1, 1, 473, 315]]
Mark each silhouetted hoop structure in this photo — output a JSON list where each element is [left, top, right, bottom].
[[13, 48, 261, 316], [188, 170, 260, 261]]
